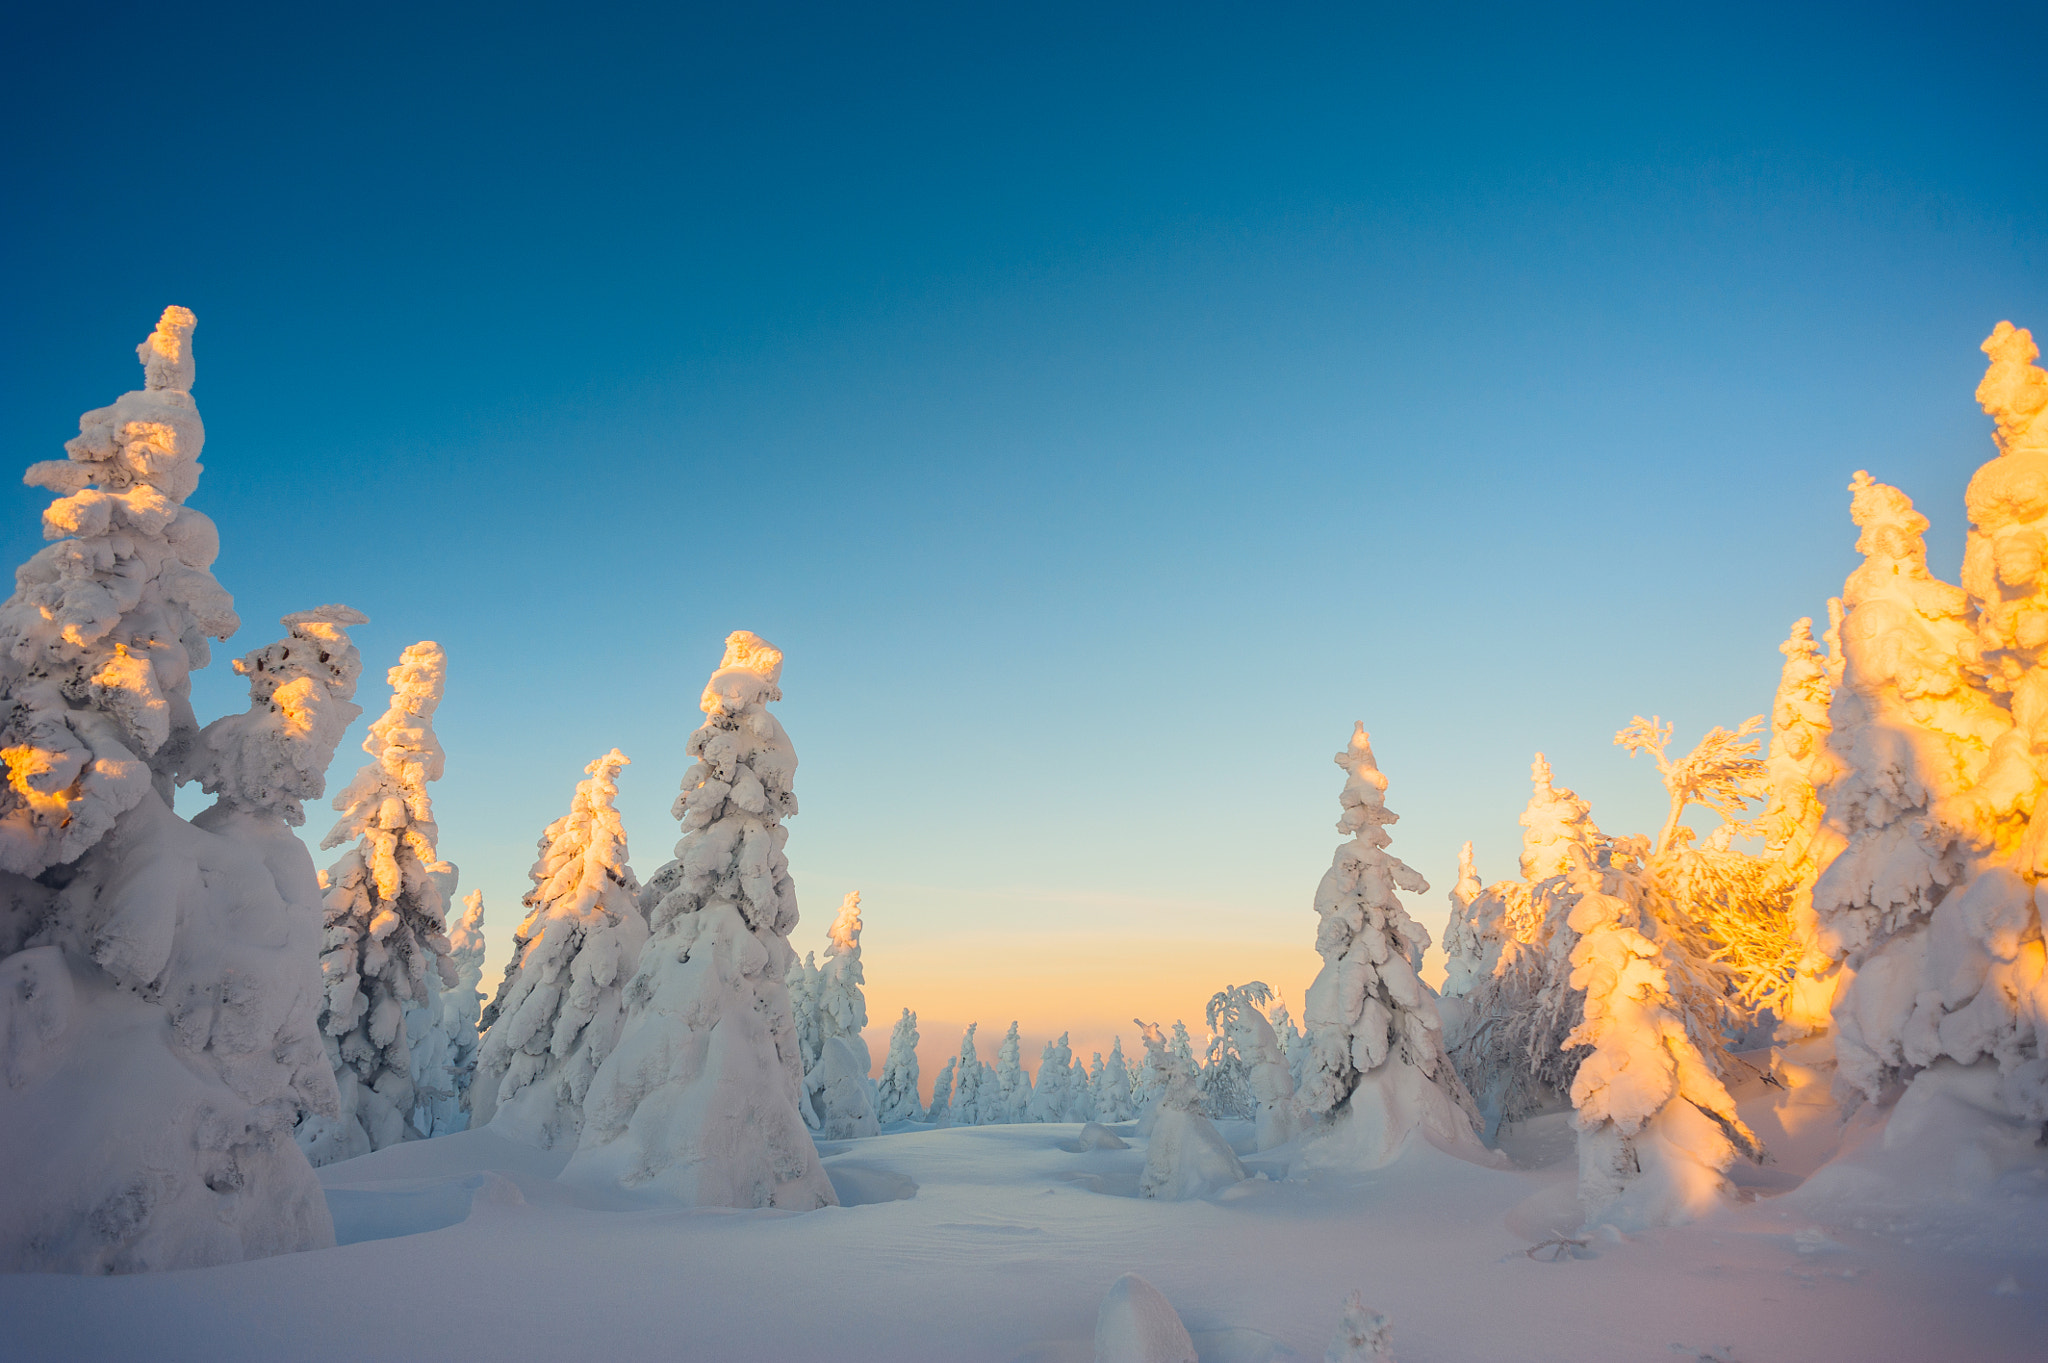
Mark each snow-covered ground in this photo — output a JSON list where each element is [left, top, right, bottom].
[[4, 1050, 2041, 1363]]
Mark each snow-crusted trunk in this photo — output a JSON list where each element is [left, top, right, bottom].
[[562, 633, 835, 1208]]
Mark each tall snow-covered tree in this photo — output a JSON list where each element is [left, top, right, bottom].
[[1209, 982, 1297, 1149], [1813, 470, 2015, 1107], [787, 949, 824, 1128], [1097, 1036, 1136, 1122], [470, 749, 648, 1149], [1812, 327, 2048, 1126], [1565, 838, 1762, 1226], [811, 891, 879, 1138], [1027, 1032, 1074, 1122], [1066, 1052, 1101, 1122], [1299, 724, 1484, 1166], [1135, 1021, 1245, 1200], [296, 641, 458, 1165], [563, 632, 835, 1208], [876, 1007, 923, 1124], [950, 1022, 986, 1125], [1447, 755, 1605, 1134], [294, 642, 458, 1162], [0, 310, 347, 1271], [437, 890, 487, 1129], [925, 1056, 957, 1125], [994, 1020, 1032, 1122], [1198, 1028, 1253, 1120], [1759, 616, 1847, 1036]]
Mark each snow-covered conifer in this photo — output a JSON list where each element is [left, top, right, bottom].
[[1299, 724, 1484, 1166], [994, 1020, 1032, 1122], [1136, 1020, 1245, 1199], [470, 749, 648, 1149], [950, 1022, 986, 1124], [1098, 1037, 1136, 1122], [1812, 470, 2016, 1108], [296, 642, 458, 1165], [876, 1007, 923, 1124], [0, 310, 344, 1271], [1813, 328, 2048, 1124], [1209, 982, 1297, 1149], [1268, 999, 1311, 1091], [812, 891, 879, 1138], [1027, 1032, 1074, 1121], [563, 632, 835, 1207], [1758, 617, 1847, 1036], [438, 890, 487, 1129], [1066, 1052, 1101, 1122], [925, 1056, 957, 1125], [1565, 838, 1762, 1226], [1198, 1029, 1253, 1120], [1447, 756, 1604, 1133]]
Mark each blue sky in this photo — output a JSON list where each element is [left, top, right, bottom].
[[4, 2, 2044, 1069]]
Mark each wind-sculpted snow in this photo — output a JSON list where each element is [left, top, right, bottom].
[[299, 642, 460, 1164], [472, 749, 647, 1148], [0, 310, 340, 1273], [1298, 724, 1484, 1167], [563, 631, 835, 1208]]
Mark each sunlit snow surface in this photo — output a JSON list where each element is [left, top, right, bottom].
[[2, 1055, 2042, 1362]]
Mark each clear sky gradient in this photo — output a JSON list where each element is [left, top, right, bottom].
[[5, 2, 2045, 1082]]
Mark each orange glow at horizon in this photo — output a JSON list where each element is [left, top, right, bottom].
[[855, 933, 1325, 1092]]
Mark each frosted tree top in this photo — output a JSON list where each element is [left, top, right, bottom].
[[826, 890, 862, 958]]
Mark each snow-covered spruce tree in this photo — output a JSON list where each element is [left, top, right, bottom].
[[0, 311, 348, 1272], [1198, 1029, 1253, 1120], [1812, 470, 2015, 1108], [1759, 616, 1847, 1037], [1565, 837, 1762, 1227], [876, 1007, 923, 1124], [438, 890, 487, 1128], [1066, 1052, 1101, 1122], [563, 633, 834, 1207], [811, 890, 879, 1139], [1209, 982, 1297, 1149], [1097, 1036, 1136, 1122], [994, 1020, 1032, 1122], [787, 948, 824, 1128], [1136, 1020, 1246, 1199], [1438, 841, 1488, 1010], [925, 1056, 957, 1125], [1446, 755, 1604, 1135], [469, 749, 648, 1148], [296, 641, 459, 1164], [1027, 1031, 1074, 1121], [1812, 327, 2048, 1125], [1268, 997, 1311, 1091], [1298, 724, 1485, 1166], [949, 1022, 986, 1123]]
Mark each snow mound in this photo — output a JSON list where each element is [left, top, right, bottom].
[[1323, 1293, 1394, 1363], [1073, 1122, 1130, 1151], [1141, 1106, 1246, 1200], [1095, 1273, 1197, 1363]]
